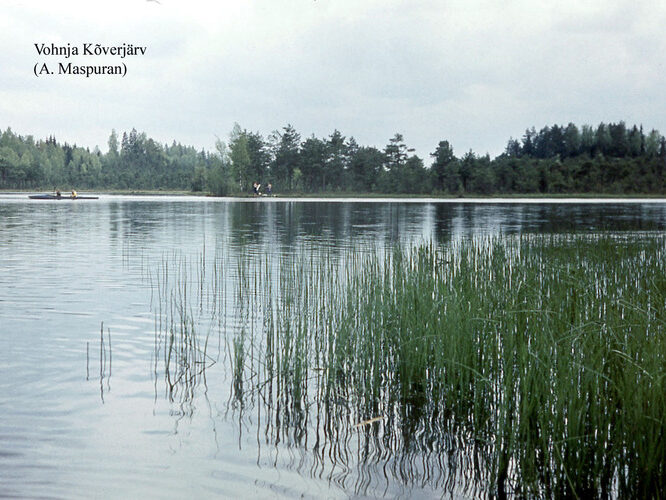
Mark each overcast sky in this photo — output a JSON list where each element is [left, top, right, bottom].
[[1, 0, 665, 160]]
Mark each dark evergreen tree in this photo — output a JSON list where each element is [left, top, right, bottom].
[[271, 124, 300, 191], [522, 127, 536, 157], [384, 133, 408, 172], [563, 123, 581, 158], [628, 125, 642, 157], [246, 132, 270, 185], [431, 140, 457, 192], [608, 122, 629, 157], [505, 138, 521, 157], [326, 130, 346, 191], [348, 146, 383, 191], [299, 135, 327, 192], [459, 150, 476, 192], [595, 123, 612, 156]]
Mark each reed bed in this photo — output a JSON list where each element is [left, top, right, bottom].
[[152, 234, 666, 498], [357, 235, 664, 497]]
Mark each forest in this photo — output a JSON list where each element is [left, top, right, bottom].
[[1, 121, 665, 195]]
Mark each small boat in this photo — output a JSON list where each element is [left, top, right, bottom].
[[28, 193, 99, 200]]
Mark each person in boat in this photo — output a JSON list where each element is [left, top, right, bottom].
[[56, 190, 61, 198], [253, 182, 261, 196], [71, 190, 77, 198], [266, 183, 272, 196]]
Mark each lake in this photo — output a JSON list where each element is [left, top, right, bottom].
[[1, 194, 665, 498]]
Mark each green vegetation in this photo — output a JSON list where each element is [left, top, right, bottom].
[[150, 252, 216, 412], [152, 234, 666, 497], [1, 121, 664, 195]]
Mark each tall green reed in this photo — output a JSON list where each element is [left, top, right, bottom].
[[151, 233, 666, 497], [323, 234, 665, 498]]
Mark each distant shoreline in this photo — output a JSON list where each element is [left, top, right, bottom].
[[4, 189, 665, 201]]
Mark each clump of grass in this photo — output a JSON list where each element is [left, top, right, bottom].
[[319, 234, 666, 498], [233, 234, 665, 497], [152, 234, 666, 497]]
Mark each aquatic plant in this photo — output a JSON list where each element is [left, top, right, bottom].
[[152, 233, 666, 497], [150, 253, 216, 414]]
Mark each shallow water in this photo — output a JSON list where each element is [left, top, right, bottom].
[[1, 194, 665, 498]]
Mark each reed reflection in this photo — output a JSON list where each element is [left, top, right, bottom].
[[88, 322, 112, 403]]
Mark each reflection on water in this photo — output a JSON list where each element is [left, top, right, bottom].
[[92, 323, 112, 404], [1, 194, 665, 498]]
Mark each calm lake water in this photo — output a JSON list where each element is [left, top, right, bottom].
[[1, 194, 665, 499]]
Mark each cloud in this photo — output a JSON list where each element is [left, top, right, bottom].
[[1, 0, 664, 159]]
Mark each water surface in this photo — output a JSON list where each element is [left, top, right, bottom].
[[1, 194, 665, 498]]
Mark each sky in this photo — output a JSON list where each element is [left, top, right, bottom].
[[1, 0, 665, 160]]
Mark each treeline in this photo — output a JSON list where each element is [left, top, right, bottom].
[[1, 121, 665, 195], [0, 128, 218, 191]]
